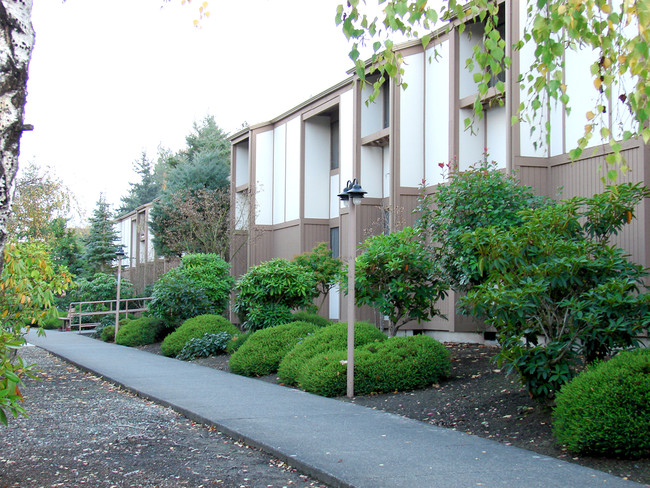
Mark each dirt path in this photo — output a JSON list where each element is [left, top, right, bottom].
[[0, 346, 329, 488]]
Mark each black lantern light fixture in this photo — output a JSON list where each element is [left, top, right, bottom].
[[338, 178, 366, 207]]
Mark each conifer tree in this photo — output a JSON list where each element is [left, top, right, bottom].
[[83, 194, 119, 274]]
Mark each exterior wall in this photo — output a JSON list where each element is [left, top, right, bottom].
[[230, 2, 649, 340]]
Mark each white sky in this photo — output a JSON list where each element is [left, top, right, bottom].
[[20, 0, 360, 222]]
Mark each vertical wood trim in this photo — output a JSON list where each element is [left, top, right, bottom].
[[391, 69, 400, 232], [299, 118, 306, 253], [510, 1, 521, 162], [450, 29, 459, 165], [505, 0, 513, 174]]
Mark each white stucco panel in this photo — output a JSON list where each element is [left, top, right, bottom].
[[486, 105, 507, 169], [361, 146, 384, 198], [273, 124, 286, 225], [330, 174, 340, 219], [339, 90, 354, 185], [235, 143, 249, 187], [255, 130, 274, 225], [285, 117, 301, 222], [459, 108, 485, 171], [400, 52, 425, 188], [361, 82, 384, 137], [425, 40, 450, 186], [304, 116, 331, 219]]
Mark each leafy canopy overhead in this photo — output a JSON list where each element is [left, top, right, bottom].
[[336, 0, 650, 174]]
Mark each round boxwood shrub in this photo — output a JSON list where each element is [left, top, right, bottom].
[[100, 324, 115, 343], [161, 314, 239, 357], [278, 321, 386, 386], [552, 348, 650, 458], [225, 332, 251, 355], [292, 311, 331, 328], [116, 317, 166, 347], [299, 335, 450, 397], [229, 321, 319, 377]]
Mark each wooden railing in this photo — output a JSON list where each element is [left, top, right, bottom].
[[62, 297, 153, 333]]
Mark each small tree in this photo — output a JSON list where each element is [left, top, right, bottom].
[[352, 227, 448, 337], [1, 242, 72, 424], [460, 183, 650, 403], [83, 194, 119, 275], [293, 242, 342, 311]]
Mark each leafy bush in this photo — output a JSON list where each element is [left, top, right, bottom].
[[148, 268, 216, 329], [292, 311, 331, 328], [293, 242, 342, 310], [233, 258, 319, 330], [352, 227, 448, 336], [160, 314, 239, 357], [417, 157, 546, 291], [93, 317, 130, 341], [179, 253, 234, 313], [115, 317, 166, 347], [229, 321, 319, 377], [242, 303, 294, 332], [69, 272, 135, 303], [148, 254, 234, 330], [299, 336, 450, 397], [225, 332, 251, 354], [40, 310, 66, 330], [552, 348, 650, 458], [461, 184, 650, 403], [177, 332, 232, 360], [277, 321, 386, 386]]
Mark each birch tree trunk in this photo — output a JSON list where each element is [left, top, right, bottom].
[[0, 0, 34, 273]]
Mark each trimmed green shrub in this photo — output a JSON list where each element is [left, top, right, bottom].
[[229, 321, 319, 377], [242, 303, 293, 332], [299, 349, 372, 397], [278, 321, 386, 386], [161, 314, 239, 357], [177, 332, 232, 360], [292, 311, 331, 328], [116, 317, 166, 347], [552, 348, 650, 458], [100, 325, 115, 342], [299, 336, 450, 397], [225, 332, 251, 355]]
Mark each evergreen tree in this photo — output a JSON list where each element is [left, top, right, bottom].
[[117, 152, 162, 215], [83, 194, 119, 275]]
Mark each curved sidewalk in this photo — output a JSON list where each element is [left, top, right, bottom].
[[25, 330, 643, 488]]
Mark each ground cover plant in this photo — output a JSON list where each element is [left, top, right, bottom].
[[177, 332, 232, 360], [552, 348, 650, 459], [233, 258, 319, 331], [277, 321, 387, 387], [300, 335, 450, 397], [229, 321, 319, 377], [461, 183, 650, 402], [160, 314, 239, 357], [115, 317, 166, 347]]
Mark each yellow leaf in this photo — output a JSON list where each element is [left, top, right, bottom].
[[193, 19, 199, 27], [1, 309, 7, 318], [603, 57, 611, 68], [593, 78, 602, 91], [560, 83, 567, 93], [600, 3, 611, 13], [558, 4, 567, 14], [586, 111, 596, 120]]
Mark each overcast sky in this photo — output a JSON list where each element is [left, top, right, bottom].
[[20, 0, 358, 222]]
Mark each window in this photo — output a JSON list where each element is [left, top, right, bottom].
[[330, 227, 340, 258], [330, 119, 340, 170]]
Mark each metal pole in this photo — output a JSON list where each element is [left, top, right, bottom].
[[347, 200, 356, 398], [114, 254, 123, 341]]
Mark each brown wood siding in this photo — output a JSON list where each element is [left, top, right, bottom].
[[230, 232, 249, 279], [123, 257, 180, 295], [517, 165, 548, 196], [272, 224, 301, 260], [549, 145, 647, 267], [302, 222, 330, 255]]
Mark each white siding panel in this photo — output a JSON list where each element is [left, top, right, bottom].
[[235, 143, 249, 187], [304, 116, 331, 219], [285, 117, 301, 222], [458, 23, 483, 99], [147, 212, 155, 262], [330, 174, 340, 219], [329, 285, 340, 320], [361, 146, 383, 198], [255, 130, 274, 225], [235, 191, 250, 230], [425, 41, 450, 186], [565, 47, 604, 150], [273, 124, 286, 225], [459, 108, 484, 170], [340, 90, 354, 185], [361, 83, 384, 137], [486, 105, 507, 169], [383, 146, 391, 198], [400, 52, 425, 188]]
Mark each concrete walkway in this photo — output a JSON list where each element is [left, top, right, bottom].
[[25, 330, 643, 488]]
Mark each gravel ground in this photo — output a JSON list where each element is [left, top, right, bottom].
[[0, 345, 329, 488]]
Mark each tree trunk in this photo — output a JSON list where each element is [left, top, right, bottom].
[[0, 0, 35, 273]]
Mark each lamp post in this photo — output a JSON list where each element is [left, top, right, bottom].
[[114, 248, 125, 341], [337, 178, 367, 398]]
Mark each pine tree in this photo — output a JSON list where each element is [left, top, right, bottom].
[[83, 194, 119, 275], [117, 152, 162, 215]]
